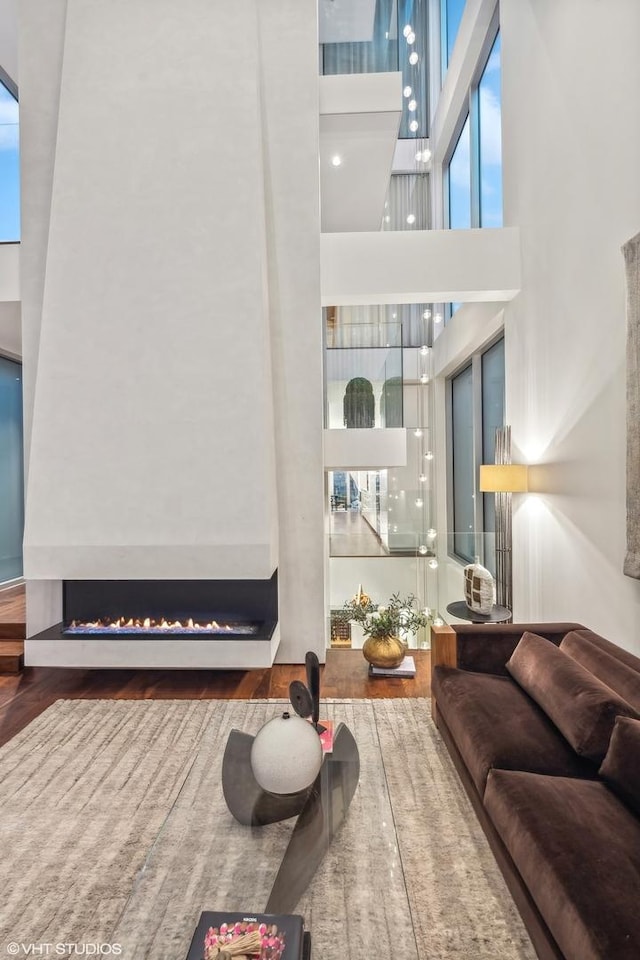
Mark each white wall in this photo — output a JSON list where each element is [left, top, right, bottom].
[[502, 0, 640, 652], [0, 0, 18, 85]]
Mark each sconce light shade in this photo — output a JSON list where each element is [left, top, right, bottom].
[[479, 464, 529, 493]]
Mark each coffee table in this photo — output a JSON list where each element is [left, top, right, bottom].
[[110, 701, 420, 960]]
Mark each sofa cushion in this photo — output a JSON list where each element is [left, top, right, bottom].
[[560, 631, 640, 711], [599, 716, 640, 816], [485, 769, 640, 960], [506, 631, 638, 762], [567, 628, 640, 674], [432, 665, 596, 796]]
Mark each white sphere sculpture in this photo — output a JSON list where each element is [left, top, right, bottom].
[[250, 711, 323, 794]]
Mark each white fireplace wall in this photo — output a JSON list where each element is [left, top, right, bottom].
[[23, 0, 280, 582], [20, 0, 325, 661]]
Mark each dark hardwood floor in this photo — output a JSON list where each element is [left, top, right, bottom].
[[0, 583, 430, 749]]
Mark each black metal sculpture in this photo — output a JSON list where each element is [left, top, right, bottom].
[[221, 651, 360, 914]]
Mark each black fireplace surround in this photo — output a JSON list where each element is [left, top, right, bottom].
[[54, 572, 278, 641]]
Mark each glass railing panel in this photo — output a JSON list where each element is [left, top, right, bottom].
[[319, 0, 429, 138], [325, 321, 403, 429]]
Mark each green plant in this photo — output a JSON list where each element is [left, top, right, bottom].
[[339, 591, 431, 639]]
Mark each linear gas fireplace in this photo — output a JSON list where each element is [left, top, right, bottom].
[[62, 574, 278, 642]]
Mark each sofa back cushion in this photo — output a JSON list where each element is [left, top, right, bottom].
[[599, 716, 640, 816], [506, 631, 638, 763], [560, 631, 640, 712]]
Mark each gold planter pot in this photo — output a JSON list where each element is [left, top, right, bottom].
[[362, 634, 406, 669]]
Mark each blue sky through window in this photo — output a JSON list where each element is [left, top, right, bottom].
[[448, 114, 470, 228], [479, 32, 502, 227], [0, 82, 19, 242], [443, 0, 467, 72]]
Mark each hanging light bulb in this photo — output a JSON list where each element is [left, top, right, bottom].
[[425, 451, 434, 460], [403, 24, 412, 38], [419, 474, 427, 483], [408, 99, 417, 112], [420, 374, 429, 384], [427, 528, 437, 539], [406, 213, 416, 224], [428, 558, 439, 569], [413, 428, 423, 437], [423, 309, 431, 320], [415, 498, 424, 508], [409, 119, 419, 132], [423, 607, 432, 617], [420, 345, 429, 355], [403, 85, 412, 98], [415, 150, 423, 161], [433, 616, 444, 626], [418, 545, 428, 555], [409, 52, 419, 65], [422, 148, 432, 163], [434, 312, 443, 324], [407, 31, 416, 45]]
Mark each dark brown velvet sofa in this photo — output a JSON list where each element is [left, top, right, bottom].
[[430, 621, 640, 960]]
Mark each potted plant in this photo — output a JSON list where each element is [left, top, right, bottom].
[[338, 588, 431, 668]]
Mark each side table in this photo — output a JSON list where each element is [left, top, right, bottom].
[[446, 600, 512, 624]]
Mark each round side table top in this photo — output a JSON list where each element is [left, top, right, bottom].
[[445, 600, 512, 624]]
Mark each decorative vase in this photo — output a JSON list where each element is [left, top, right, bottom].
[[463, 559, 496, 614], [362, 634, 406, 669]]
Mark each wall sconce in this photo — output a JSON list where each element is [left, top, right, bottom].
[[479, 464, 529, 494], [478, 429, 529, 612]]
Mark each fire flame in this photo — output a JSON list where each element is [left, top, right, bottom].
[[70, 617, 236, 632]]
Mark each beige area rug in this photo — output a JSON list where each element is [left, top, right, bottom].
[[0, 699, 536, 960]]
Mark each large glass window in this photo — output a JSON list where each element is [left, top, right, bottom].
[[0, 356, 24, 582], [444, 28, 502, 230], [481, 338, 505, 572], [451, 364, 474, 562], [440, 0, 467, 79], [478, 32, 502, 227], [0, 81, 20, 242], [447, 114, 471, 228], [448, 337, 505, 568]]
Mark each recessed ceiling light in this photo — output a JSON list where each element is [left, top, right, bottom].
[[406, 213, 416, 224], [409, 52, 419, 65], [409, 120, 419, 132], [408, 99, 417, 112], [423, 309, 431, 320], [331, 155, 342, 167], [403, 24, 412, 37], [407, 31, 416, 44], [403, 85, 412, 98]]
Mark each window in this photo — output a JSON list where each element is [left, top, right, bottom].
[[478, 32, 502, 227], [444, 28, 502, 229], [451, 363, 474, 562], [448, 337, 505, 568], [481, 338, 505, 572], [0, 80, 19, 242], [447, 115, 470, 229], [0, 356, 24, 582], [440, 0, 467, 80]]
